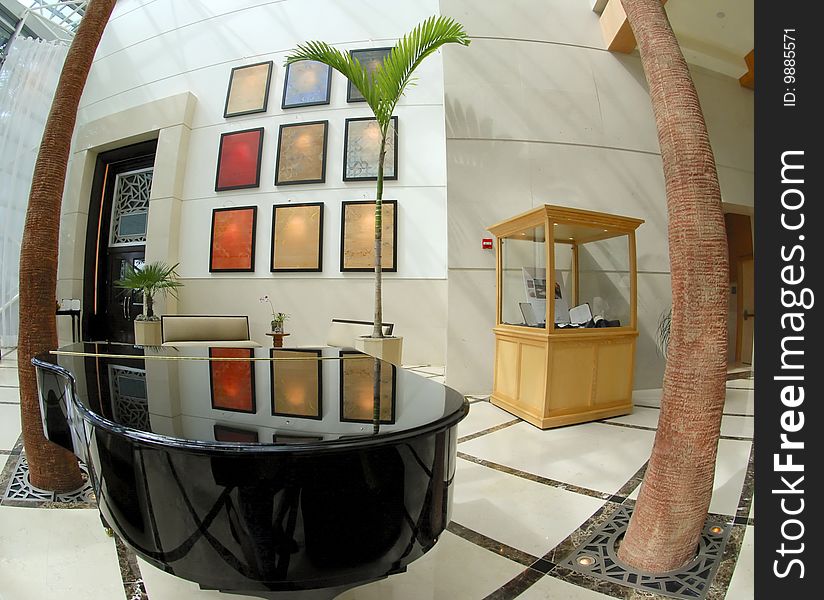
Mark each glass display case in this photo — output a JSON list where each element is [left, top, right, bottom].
[[488, 205, 644, 429]]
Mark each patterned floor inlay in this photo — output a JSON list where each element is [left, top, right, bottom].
[[483, 567, 546, 600], [115, 535, 149, 600], [557, 505, 731, 599], [457, 418, 521, 444], [447, 521, 539, 567], [457, 451, 611, 501], [1, 453, 96, 506]]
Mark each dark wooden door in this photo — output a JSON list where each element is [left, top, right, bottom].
[[106, 250, 145, 343], [84, 140, 157, 344]]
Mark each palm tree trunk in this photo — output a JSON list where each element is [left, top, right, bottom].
[[17, 0, 117, 492], [372, 133, 387, 339], [616, 0, 729, 572]]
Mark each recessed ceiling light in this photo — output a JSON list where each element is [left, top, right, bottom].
[[577, 555, 596, 567], [710, 525, 723, 535]]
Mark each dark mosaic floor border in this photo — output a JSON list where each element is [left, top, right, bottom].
[[457, 418, 521, 444], [457, 451, 611, 501]]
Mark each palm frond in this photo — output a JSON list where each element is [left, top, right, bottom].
[[656, 308, 671, 359], [374, 16, 470, 124], [285, 16, 470, 129], [285, 42, 380, 110], [115, 261, 183, 299]]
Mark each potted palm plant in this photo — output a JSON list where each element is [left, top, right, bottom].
[[115, 261, 183, 346], [285, 16, 470, 365]]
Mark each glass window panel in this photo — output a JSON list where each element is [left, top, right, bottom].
[[501, 225, 546, 328], [118, 212, 147, 237], [577, 234, 631, 327]]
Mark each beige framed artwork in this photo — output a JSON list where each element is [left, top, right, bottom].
[[274, 121, 328, 185], [340, 200, 397, 272], [339, 351, 396, 424], [270, 202, 324, 272], [223, 61, 273, 118], [270, 349, 322, 419]]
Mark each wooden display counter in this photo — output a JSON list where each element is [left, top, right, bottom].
[[488, 205, 644, 429]]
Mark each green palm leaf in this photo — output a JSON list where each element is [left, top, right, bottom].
[[115, 261, 183, 300], [286, 15, 470, 131], [285, 16, 469, 337]]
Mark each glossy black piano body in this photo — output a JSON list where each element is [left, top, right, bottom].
[[34, 344, 467, 596]]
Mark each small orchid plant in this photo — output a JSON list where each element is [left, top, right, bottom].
[[259, 295, 288, 331]]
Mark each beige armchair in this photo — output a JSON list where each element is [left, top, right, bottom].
[[160, 315, 261, 347]]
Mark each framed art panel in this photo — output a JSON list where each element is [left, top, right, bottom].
[[347, 47, 391, 102], [270, 349, 322, 419], [274, 121, 328, 185], [215, 127, 264, 191], [209, 347, 257, 413], [340, 200, 397, 272], [343, 116, 398, 181], [339, 351, 396, 424], [214, 424, 259, 443], [271, 202, 324, 272], [282, 60, 332, 108], [223, 61, 273, 118], [273, 433, 324, 444], [209, 206, 257, 272]]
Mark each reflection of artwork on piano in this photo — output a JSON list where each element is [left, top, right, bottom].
[[213, 424, 259, 443], [273, 432, 324, 444], [209, 347, 257, 413], [340, 352, 396, 424], [270, 349, 322, 419]]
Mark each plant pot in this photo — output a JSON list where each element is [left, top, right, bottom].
[[354, 336, 403, 366], [271, 323, 284, 334], [134, 320, 162, 346]]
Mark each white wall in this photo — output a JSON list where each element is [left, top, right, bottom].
[[440, 0, 754, 393], [60, 0, 449, 365]]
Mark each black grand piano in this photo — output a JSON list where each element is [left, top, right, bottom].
[[34, 343, 468, 598]]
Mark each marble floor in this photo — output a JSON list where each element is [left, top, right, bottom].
[[0, 355, 754, 599]]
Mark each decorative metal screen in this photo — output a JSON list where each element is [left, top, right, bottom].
[[109, 168, 152, 246]]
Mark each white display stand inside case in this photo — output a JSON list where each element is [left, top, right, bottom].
[[488, 205, 644, 429]]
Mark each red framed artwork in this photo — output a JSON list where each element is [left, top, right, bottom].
[[215, 127, 264, 191], [209, 206, 257, 272], [209, 347, 257, 413]]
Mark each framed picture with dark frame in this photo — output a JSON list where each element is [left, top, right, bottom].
[[340, 200, 397, 272], [209, 347, 257, 413], [214, 127, 264, 191], [270, 348, 323, 419], [282, 60, 332, 109], [343, 116, 398, 181], [347, 47, 391, 102], [271, 202, 324, 272], [274, 121, 329, 185], [273, 432, 324, 444], [339, 350, 396, 424], [209, 206, 257, 272], [214, 424, 259, 443], [223, 61, 274, 118]]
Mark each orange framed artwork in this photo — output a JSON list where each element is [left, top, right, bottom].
[[208, 347, 257, 413], [209, 206, 257, 272]]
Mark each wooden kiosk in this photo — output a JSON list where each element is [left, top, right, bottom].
[[488, 205, 644, 429]]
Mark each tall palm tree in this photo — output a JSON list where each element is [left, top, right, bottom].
[[17, 0, 117, 492], [286, 16, 470, 338], [616, 0, 729, 571]]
